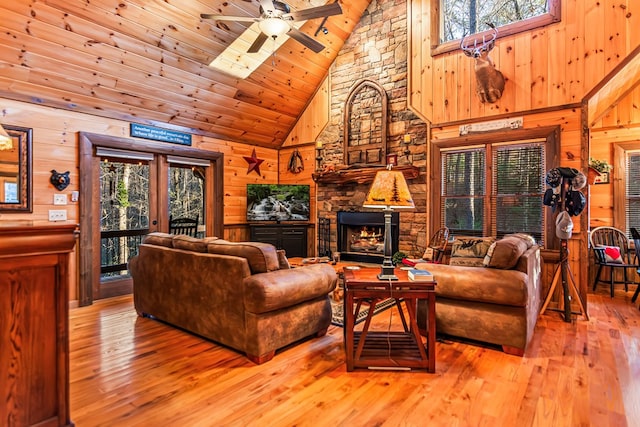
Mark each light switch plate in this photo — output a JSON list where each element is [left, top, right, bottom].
[[53, 194, 67, 205], [48, 210, 67, 221]]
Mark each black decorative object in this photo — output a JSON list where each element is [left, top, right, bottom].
[[50, 170, 70, 191]]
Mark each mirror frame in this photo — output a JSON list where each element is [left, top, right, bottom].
[[0, 125, 32, 212]]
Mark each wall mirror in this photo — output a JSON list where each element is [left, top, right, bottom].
[[0, 125, 32, 212]]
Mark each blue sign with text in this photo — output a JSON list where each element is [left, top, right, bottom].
[[130, 123, 192, 146]]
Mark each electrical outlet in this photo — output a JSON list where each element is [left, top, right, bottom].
[[53, 194, 67, 205], [48, 209, 67, 221]]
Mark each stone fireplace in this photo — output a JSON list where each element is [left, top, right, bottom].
[[336, 211, 399, 263], [311, 0, 428, 259]]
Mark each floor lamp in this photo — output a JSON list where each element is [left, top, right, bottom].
[[363, 165, 415, 280]]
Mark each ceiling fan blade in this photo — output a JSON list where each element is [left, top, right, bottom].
[[284, 3, 342, 21], [287, 28, 325, 53], [200, 13, 257, 22], [248, 32, 269, 53], [258, 0, 277, 15]]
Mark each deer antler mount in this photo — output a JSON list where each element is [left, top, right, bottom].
[[460, 23, 505, 104]]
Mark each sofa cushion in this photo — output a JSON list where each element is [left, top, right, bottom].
[[143, 232, 174, 248], [449, 257, 486, 267], [277, 249, 291, 269], [416, 262, 530, 307], [172, 235, 209, 252], [504, 233, 536, 248], [207, 240, 280, 274], [450, 237, 495, 258], [449, 237, 495, 267], [483, 236, 530, 269], [596, 245, 623, 263]]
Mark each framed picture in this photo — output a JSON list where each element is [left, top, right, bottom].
[[0, 125, 32, 212], [386, 154, 398, 166], [594, 171, 610, 184]]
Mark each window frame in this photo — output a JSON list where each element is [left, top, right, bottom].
[[431, 125, 560, 248], [431, 0, 562, 56], [613, 141, 640, 235]]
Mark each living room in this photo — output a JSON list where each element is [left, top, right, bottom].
[[1, 0, 639, 425]]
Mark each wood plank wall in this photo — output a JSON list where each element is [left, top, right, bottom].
[[278, 76, 331, 255], [0, 97, 279, 300], [408, 0, 640, 124]]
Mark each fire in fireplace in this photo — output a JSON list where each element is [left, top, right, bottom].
[[337, 211, 399, 263]]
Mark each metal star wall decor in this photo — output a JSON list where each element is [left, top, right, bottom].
[[244, 148, 264, 176]]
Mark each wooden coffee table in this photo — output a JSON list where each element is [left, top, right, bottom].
[[343, 268, 436, 372]]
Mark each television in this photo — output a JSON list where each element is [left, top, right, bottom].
[[247, 184, 310, 222]]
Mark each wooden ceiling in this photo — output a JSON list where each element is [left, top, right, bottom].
[[0, 0, 371, 148]]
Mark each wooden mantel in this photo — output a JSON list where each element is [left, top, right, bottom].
[[312, 165, 420, 185]]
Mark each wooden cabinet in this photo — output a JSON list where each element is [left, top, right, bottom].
[[0, 223, 77, 427], [250, 224, 308, 258]]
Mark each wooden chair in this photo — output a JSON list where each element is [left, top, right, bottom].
[[169, 215, 199, 237], [630, 228, 640, 306], [422, 227, 450, 263], [590, 226, 638, 297]]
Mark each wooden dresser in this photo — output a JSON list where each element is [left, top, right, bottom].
[[0, 223, 78, 427]]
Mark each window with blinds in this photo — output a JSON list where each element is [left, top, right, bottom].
[[625, 152, 640, 234], [441, 148, 486, 237], [440, 141, 546, 244], [492, 143, 545, 242]]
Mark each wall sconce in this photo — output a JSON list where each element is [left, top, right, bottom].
[[402, 134, 412, 156], [315, 141, 323, 171]]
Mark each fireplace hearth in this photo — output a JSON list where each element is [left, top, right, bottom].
[[337, 211, 399, 263]]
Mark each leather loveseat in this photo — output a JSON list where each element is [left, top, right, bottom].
[[129, 233, 337, 364], [416, 234, 542, 356]]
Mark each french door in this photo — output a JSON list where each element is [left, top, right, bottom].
[[78, 132, 224, 306], [98, 151, 155, 299]]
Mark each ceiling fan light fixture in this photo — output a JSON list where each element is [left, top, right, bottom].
[[259, 18, 289, 38]]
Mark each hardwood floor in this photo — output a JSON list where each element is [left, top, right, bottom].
[[69, 288, 640, 426]]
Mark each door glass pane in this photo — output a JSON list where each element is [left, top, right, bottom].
[[169, 165, 205, 237], [100, 160, 150, 280]]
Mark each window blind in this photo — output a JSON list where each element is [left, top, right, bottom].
[[626, 152, 640, 236], [491, 143, 545, 243], [441, 148, 486, 236]]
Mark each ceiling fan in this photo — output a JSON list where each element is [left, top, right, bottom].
[[201, 0, 343, 54]]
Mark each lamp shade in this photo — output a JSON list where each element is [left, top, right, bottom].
[[363, 169, 415, 209], [0, 125, 12, 151]]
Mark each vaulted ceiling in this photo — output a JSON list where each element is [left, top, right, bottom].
[[0, 1, 372, 149]]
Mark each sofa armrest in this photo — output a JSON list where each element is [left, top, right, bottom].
[[243, 264, 337, 314]]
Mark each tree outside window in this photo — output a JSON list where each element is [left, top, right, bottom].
[[435, 0, 560, 54]]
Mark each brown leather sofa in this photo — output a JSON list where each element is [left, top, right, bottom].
[[416, 235, 542, 356], [129, 233, 337, 364]]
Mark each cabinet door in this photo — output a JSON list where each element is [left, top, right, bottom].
[[281, 227, 306, 257], [1, 255, 64, 426], [250, 227, 280, 248]]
